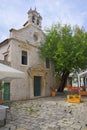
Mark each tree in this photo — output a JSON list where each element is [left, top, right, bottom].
[[39, 23, 87, 92]]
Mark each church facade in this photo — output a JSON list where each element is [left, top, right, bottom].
[[0, 8, 56, 101]]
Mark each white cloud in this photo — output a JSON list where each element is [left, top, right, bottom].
[[35, 0, 87, 29], [0, 0, 87, 42], [37, 0, 87, 26]]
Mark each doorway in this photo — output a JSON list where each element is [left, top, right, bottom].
[[4, 82, 10, 101], [34, 76, 41, 96]]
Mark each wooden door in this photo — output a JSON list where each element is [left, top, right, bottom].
[[4, 83, 10, 101], [34, 76, 41, 96]]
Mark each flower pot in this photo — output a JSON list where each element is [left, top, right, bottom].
[[80, 91, 87, 95], [0, 99, 3, 104], [52, 91, 56, 97], [67, 95, 81, 103]]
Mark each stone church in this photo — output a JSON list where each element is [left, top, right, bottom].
[[0, 8, 55, 101]]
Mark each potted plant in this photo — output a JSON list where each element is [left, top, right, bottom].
[[67, 94, 81, 103], [50, 87, 56, 97]]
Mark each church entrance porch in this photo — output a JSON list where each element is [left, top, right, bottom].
[[27, 64, 48, 98]]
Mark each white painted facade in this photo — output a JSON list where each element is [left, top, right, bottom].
[[0, 8, 55, 101]]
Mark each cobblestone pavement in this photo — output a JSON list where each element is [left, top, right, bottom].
[[1, 94, 87, 130]]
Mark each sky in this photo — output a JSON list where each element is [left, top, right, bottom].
[[0, 0, 87, 42]]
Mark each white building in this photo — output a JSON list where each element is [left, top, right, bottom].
[[0, 8, 55, 101]]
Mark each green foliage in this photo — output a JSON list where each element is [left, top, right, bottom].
[[68, 95, 73, 98], [39, 23, 87, 75]]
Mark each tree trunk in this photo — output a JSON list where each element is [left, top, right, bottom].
[[58, 71, 69, 92]]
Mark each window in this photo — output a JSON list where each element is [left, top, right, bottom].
[[32, 16, 35, 23], [4, 54, 8, 61], [3, 51, 9, 61], [37, 19, 39, 25], [46, 58, 50, 68], [21, 51, 27, 65]]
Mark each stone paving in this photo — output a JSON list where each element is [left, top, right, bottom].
[[1, 94, 87, 130]]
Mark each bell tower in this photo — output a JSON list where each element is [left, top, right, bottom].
[[23, 8, 42, 28]]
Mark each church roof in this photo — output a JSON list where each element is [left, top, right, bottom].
[[0, 38, 11, 46], [10, 23, 45, 35]]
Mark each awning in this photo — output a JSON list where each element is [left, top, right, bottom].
[[0, 63, 24, 81], [78, 70, 87, 87], [78, 70, 87, 77]]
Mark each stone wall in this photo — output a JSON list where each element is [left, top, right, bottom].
[[0, 24, 56, 101]]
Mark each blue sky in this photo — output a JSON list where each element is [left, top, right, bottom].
[[0, 0, 87, 42]]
